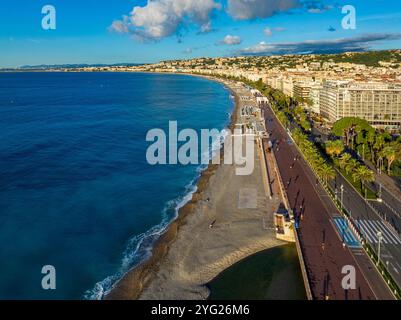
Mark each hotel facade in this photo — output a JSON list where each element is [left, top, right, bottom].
[[319, 81, 401, 130]]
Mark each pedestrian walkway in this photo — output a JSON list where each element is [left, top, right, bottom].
[[356, 219, 401, 245], [333, 216, 361, 248]]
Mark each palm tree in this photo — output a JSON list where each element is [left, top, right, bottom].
[[352, 166, 375, 194], [325, 140, 345, 158], [339, 153, 352, 170], [377, 150, 385, 174], [318, 164, 336, 185], [277, 111, 289, 128], [325, 141, 336, 158], [345, 159, 359, 175], [382, 145, 396, 175], [292, 128, 304, 145], [367, 130, 376, 162]]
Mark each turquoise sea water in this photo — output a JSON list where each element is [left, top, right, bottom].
[[0, 72, 233, 299]]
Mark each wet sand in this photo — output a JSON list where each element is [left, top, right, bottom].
[[106, 78, 285, 300]]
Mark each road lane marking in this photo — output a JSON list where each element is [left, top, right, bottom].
[[357, 219, 401, 245]]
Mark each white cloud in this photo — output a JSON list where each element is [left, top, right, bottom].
[[305, 2, 334, 14], [109, 17, 130, 34], [220, 35, 242, 45], [274, 27, 286, 32], [240, 41, 274, 54], [110, 0, 221, 40], [227, 0, 300, 20], [264, 27, 273, 37]]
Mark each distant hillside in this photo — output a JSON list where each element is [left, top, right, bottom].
[[315, 50, 401, 67], [17, 63, 144, 70]]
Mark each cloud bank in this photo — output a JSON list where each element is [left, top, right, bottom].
[[110, 0, 221, 40], [237, 33, 401, 55], [111, 0, 302, 41]]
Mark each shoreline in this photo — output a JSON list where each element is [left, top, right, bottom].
[[105, 75, 241, 300]]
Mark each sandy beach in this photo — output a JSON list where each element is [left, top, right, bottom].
[[106, 78, 286, 300]]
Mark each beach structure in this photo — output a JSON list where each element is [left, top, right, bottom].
[[274, 206, 295, 242]]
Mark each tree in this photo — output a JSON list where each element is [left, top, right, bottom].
[[318, 164, 336, 185], [339, 153, 352, 170], [325, 140, 345, 158], [373, 133, 391, 169], [367, 130, 376, 162], [277, 111, 289, 128], [292, 128, 304, 145], [382, 145, 396, 175], [345, 159, 359, 175], [332, 117, 374, 149], [352, 165, 375, 193]]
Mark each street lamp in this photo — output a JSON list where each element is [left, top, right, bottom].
[[378, 184, 383, 202], [377, 231, 383, 266], [340, 184, 344, 211]]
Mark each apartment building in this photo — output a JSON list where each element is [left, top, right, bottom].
[[309, 83, 323, 114], [320, 81, 401, 130], [293, 81, 312, 101]]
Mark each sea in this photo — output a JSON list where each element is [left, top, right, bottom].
[[0, 72, 234, 299]]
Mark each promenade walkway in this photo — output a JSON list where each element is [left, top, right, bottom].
[[263, 104, 394, 300]]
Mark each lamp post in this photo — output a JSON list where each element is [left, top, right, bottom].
[[377, 231, 383, 266], [340, 184, 344, 211], [378, 184, 383, 202]]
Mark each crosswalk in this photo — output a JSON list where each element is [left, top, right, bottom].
[[356, 219, 401, 245], [333, 217, 360, 248]]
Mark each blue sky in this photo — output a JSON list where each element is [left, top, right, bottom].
[[1, 0, 401, 67]]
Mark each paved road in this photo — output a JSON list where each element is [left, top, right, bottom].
[[311, 123, 401, 234], [369, 182, 401, 234], [263, 105, 393, 300], [329, 171, 401, 288]]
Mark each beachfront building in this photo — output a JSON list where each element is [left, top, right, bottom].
[[308, 83, 323, 114], [293, 81, 313, 107], [282, 77, 294, 97], [319, 81, 401, 130], [293, 81, 312, 101]]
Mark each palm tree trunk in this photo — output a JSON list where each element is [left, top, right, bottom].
[[388, 160, 393, 175]]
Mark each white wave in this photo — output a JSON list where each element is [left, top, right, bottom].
[[85, 124, 231, 300], [84, 172, 200, 300]]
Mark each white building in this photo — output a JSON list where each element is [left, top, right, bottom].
[[319, 81, 401, 130]]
